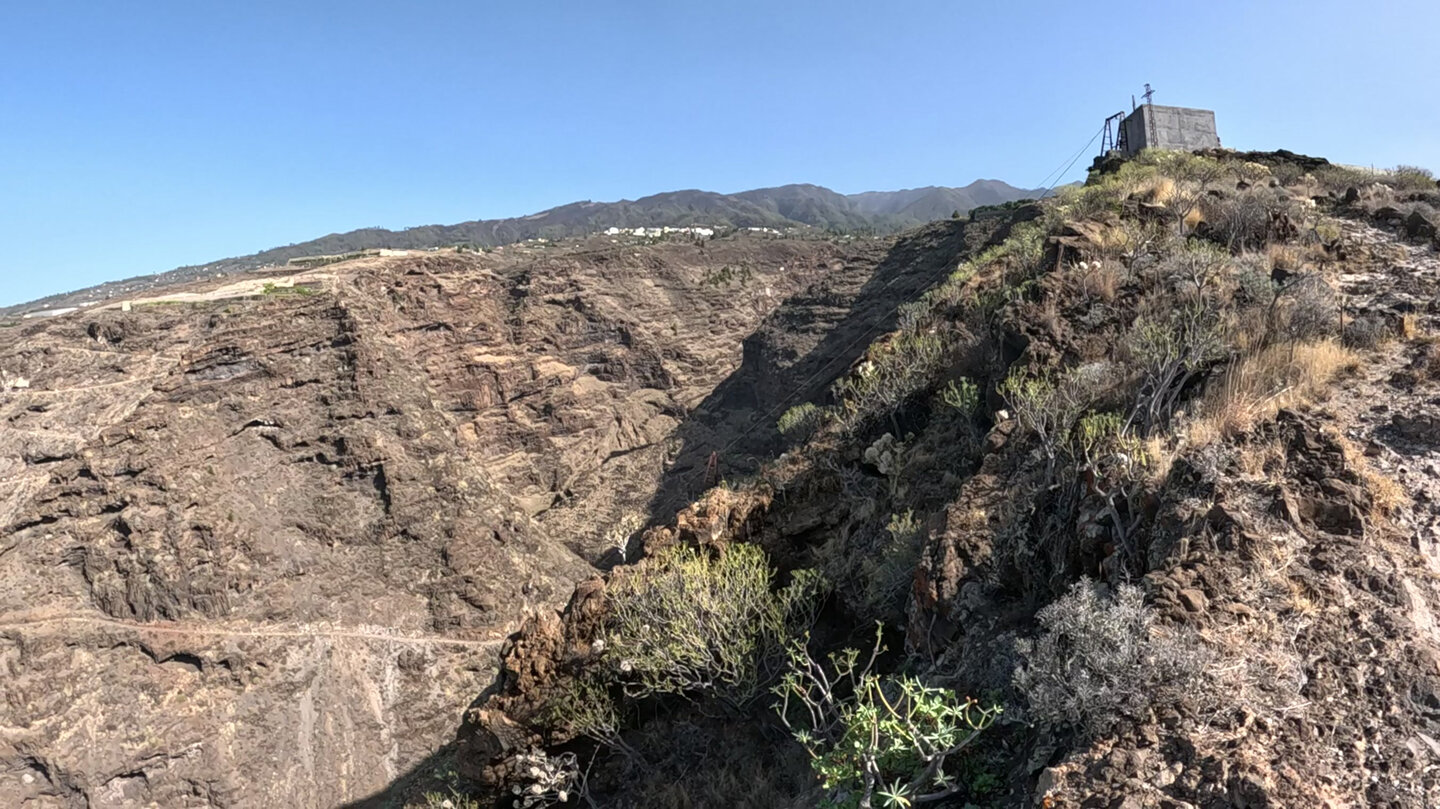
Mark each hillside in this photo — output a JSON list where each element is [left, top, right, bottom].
[[449, 151, 1440, 808], [8, 150, 1439, 808], [0, 180, 1042, 318]]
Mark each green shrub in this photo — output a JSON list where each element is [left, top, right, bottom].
[[1013, 580, 1212, 739], [999, 369, 1086, 472], [833, 331, 956, 431], [775, 628, 1001, 808], [856, 511, 925, 623], [1126, 303, 1227, 435], [938, 377, 980, 416], [1388, 164, 1436, 191], [778, 402, 826, 440], [1313, 164, 1378, 192], [605, 544, 822, 704], [262, 282, 318, 297]]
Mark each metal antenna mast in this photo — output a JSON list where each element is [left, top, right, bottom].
[[1141, 82, 1158, 150]]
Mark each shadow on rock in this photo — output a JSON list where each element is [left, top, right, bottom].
[[644, 214, 1025, 527]]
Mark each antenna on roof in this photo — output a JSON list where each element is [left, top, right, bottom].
[[1141, 83, 1158, 149]]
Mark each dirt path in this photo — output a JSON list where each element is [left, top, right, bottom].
[[0, 612, 508, 649]]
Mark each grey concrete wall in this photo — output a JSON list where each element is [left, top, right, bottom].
[[1121, 105, 1219, 155]]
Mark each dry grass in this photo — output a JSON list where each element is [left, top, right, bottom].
[[1266, 244, 1303, 274], [1185, 339, 1359, 446], [1136, 176, 1178, 205], [1236, 437, 1288, 478], [1182, 205, 1205, 232], [1141, 434, 1174, 486], [1330, 428, 1408, 517]]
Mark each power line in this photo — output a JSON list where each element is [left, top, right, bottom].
[[1036, 124, 1106, 200]]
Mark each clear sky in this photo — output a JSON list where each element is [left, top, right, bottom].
[[3, 0, 1437, 306]]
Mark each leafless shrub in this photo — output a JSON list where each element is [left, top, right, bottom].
[[1342, 316, 1390, 351], [1202, 187, 1295, 250], [1160, 241, 1230, 299], [1233, 253, 1277, 310], [1273, 273, 1339, 344], [1014, 580, 1214, 739]]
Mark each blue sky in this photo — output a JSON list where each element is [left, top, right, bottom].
[[3, 0, 1437, 306]]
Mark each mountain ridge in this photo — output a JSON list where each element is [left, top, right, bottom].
[[1, 180, 1042, 316]]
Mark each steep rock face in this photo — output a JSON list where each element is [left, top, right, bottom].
[[0, 234, 873, 807], [448, 159, 1440, 808]]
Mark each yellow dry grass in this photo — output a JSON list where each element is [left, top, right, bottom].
[[1182, 205, 1205, 232], [1266, 243, 1303, 273], [1236, 437, 1287, 478], [1141, 434, 1175, 487], [1185, 339, 1359, 446], [1136, 176, 1178, 205], [1329, 428, 1408, 517]]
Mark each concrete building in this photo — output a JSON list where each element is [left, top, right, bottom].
[[1119, 104, 1219, 156]]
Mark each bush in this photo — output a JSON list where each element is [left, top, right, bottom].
[[504, 751, 582, 808], [856, 511, 925, 623], [1313, 164, 1379, 193], [778, 402, 826, 441], [1201, 187, 1294, 250], [1389, 164, 1436, 191], [1014, 580, 1212, 739], [605, 544, 822, 704], [1273, 273, 1339, 344], [1126, 303, 1227, 435], [1158, 240, 1230, 297], [937, 377, 980, 416], [833, 330, 957, 431], [1342, 316, 1390, 350], [999, 369, 1087, 472], [775, 628, 1001, 808]]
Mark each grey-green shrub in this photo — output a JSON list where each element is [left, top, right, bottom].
[[1013, 580, 1213, 738]]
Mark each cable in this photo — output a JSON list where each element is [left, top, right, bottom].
[[1035, 124, 1106, 200]]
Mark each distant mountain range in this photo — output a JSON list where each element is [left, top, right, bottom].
[[3, 180, 1043, 315], [195, 180, 1044, 273]]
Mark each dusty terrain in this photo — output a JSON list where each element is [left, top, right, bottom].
[[0, 231, 908, 806]]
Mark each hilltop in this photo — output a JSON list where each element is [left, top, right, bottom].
[[0, 180, 1042, 318]]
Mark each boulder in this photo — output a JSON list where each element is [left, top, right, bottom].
[[1405, 209, 1438, 241]]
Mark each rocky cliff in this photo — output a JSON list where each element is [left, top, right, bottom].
[[0, 231, 916, 807], [452, 153, 1440, 808]]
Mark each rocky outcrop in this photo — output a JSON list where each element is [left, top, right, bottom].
[[450, 162, 1440, 807]]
